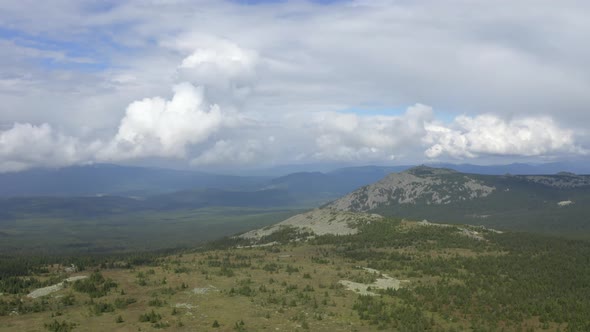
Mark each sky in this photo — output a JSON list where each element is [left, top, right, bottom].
[[0, 0, 589, 173]]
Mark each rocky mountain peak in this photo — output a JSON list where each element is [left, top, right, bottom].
[[326, 167, 495, 212]]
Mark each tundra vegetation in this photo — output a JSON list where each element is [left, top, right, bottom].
[[1, 218, 589, 331]]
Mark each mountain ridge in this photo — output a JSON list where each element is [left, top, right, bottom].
[[326, 166, 496, 211], [324, 166, 590, 233]]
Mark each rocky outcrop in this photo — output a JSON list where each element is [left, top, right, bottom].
[[326, 166, 495, 212], [238, 209, 382, 240]]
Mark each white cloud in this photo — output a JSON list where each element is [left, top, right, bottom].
[[424, 115, 582, 159], [99, 83, 224, 160], [97, 39, 261, 163], [0, 105, 585, 173], [0, 123, 96, 172], [177, 37, 258, 87], [174, 37, 260, 107], [308, 104, 433, 161]]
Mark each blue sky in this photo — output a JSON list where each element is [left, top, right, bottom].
[[233, 0, 347, 4], [0, 26, 113, 71]]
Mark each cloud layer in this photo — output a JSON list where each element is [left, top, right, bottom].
[[424, 115, 581, 159], [0, 123, 96, 172], [0, 0, 589, 172]]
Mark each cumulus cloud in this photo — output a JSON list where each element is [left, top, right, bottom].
[[308, 104, 434, 161], [0, 123, 97, 172], [99, 83, 224, 160], [424, 115, 582, 159], [95, 38, 264, 163], [178, 38, 258, 88], [0, 104, 585, 173], [175, 37, 260, 107]]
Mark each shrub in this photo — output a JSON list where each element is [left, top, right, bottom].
[[139, 310, 162, 323], [44, 320, 77, 332]]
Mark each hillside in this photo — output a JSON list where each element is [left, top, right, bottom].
[[326, 166, 590, 234], [1, 216, 589, 331], [238, 209, 383, 240]]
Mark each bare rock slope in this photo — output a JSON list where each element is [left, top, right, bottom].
[[239, 208, 382, 240], [326, 166, 495, 212]]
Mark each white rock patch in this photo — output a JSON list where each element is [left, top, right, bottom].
[[339, 268, 408, 296], [26, 276, 87, 299], [174, 303, 196, 309], [239, 209, 382, 240], [192, 285, 218, 295], [328, 170, 495, 212]]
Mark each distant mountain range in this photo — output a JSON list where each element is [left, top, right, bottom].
[[325, 165, 590, 234], [1, 162, 590, 231], [1, 162, 587, 198], [0, 164, 268, 197], [240, 161, 590, 177]]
